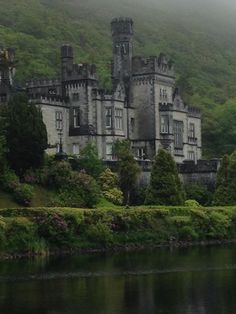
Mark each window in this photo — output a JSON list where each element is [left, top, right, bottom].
[[160, 88, 168, 101], [72, 93, 80, 101], [189, 123, 195, 138], [131, 118, 135, 133], [55, 111, 63, 130], [174, 120, 183, 149], [115, 109, 123, 130], [160, 115, 169, 134], [73, 108, 80, 128], [188, 151, 195, 161], [72, 144, 80, 156], [106, 143, 113, 160], [105, 108, 112, 128], [137, 148, 145, 160]]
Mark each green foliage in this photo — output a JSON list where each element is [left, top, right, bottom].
[[99, 168, 119, 191], [5, 217, 37, 252], [145, 149, 185, 205], [75, 143, 104, 179], [0, 169, 20, 193], [113, 140, 141, 205], [0, 117, 7, 172], [214, 152, 236, 205], [41, 160, 100, 208], [103, 188, 123, 206], [185, 183, 213, 206], [0, 169, 34, 206], [13, 184, 34, 207], [85, 221, 114, 246], [1, 94, 47, 176], [0, 205, 235, 254], [185, 200, 201, 208], [99, 168, 123, 205], [42, 160, 72, 189]]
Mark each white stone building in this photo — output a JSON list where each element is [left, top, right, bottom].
[[26, 17, 201, 163]]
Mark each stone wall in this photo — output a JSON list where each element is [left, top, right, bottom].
[[104, 159, 220, 190]]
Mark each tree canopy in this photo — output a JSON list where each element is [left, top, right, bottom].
[[1, 94, 48, 176], [113, 140, 141, 205], [145, 148, 185, 205]]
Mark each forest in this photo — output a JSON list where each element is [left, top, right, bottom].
[[0, 0, 236, 157]]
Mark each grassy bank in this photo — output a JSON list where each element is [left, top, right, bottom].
[[0, 206, 236, 257]]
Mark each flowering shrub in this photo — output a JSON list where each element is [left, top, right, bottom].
[[13, 183, 34, 207], [0, 169, 19, 192], [0, 169, 34, 206]]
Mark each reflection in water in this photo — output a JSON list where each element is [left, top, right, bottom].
[[0, 245, 235, 314]]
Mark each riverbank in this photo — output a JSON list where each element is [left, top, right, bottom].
[[0, 206, 236, 259]]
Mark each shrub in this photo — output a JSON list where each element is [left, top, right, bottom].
[[43, 161, 72, 189], [23, 169, 37, 184], [0, 216, 6, 250], [179, 226, 199, 241], [99, 168, 123, 205], [85, 221, 114, 246], [185, 199, 201, 208], [13, 184, 34, 206], [65, 170, 100, 208], [207, 211, 231, 239], [185, 183, 213, 206], [103, 188, 123, 206], [34, 212, 70, 246], [5, 217, 37, 252], [99, 168, 119, 191], [0, 169, 19, 192]]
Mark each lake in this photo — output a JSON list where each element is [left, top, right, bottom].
[[0, 245, 235, 313]]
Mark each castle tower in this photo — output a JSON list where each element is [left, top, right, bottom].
[[61, 44, 73, 97], [111, 17, 134, 82]]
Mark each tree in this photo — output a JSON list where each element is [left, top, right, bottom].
[[214, 152, 236, 205], [76, 143, 104, 179], [2, 94, 47, 176], [0, 116, 7, 172], [145, 148, 185, 205], [113, 140, 141, 205]]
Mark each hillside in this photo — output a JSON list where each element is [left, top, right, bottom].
[[1, 0, 236, 156]]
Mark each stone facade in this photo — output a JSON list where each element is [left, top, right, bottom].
[[26, 17, 201, 162]]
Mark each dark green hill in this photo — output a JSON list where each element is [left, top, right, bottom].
[[1, 0, 236, 157]]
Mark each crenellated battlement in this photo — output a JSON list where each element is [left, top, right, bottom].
[[26, 78, 61, 88], [132, 54, 175, 77], [29, 94, 68, 107], [63, 63, 97, 82]]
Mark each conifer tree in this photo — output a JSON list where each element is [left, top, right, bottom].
[[214, 152, 236, 205], [1, 94, 47, 176], [113, 140, 141, 205], [145, 148, 185, 205]]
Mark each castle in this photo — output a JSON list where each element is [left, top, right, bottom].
[[0, 18, 202, 163]]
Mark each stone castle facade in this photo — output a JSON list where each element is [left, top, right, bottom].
[[1, 18, 202, 163]]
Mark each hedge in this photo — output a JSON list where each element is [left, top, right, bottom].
[[0, 206, 236, 256]]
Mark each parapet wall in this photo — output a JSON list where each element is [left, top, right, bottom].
[[104, 159, 220, 190]]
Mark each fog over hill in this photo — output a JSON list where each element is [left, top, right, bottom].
[[1, 0, 236, 156]]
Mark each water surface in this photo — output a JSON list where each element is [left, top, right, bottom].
[[0, 245, 235, 313]]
